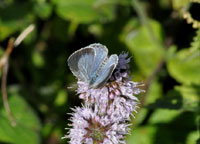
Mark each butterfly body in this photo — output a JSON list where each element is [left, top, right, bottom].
[[68, 43, 118, 89]]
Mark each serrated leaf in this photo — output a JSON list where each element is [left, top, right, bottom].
[[190, 28, 200, 52], [185, 28, 200, 61], [0, 88, 41, 144]]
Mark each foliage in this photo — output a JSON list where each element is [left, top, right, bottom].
[[0, 0, 200, 144]]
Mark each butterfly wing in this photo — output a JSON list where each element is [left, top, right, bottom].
[[67, 47, 95, 82], [68, 43, 118, 89], [87, 43, 108, 79], [89, 54, 118, 88]]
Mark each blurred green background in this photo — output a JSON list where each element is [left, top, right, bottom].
[[0, 0, 200, 144]]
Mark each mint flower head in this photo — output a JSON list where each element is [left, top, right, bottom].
[[64, 44, 143, 144], [66, 106, 131, 144]]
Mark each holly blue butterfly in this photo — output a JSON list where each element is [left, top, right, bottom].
[[67, 43, 118, 88]]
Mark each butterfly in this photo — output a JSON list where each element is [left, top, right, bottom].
[[67, 43, 118, 89]]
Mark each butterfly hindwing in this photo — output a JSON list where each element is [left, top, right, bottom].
[[87, 44, 108, 80], [89, 54, 118, 88]]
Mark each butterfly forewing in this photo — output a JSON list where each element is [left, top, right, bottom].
[[68, 48, 95, 82]]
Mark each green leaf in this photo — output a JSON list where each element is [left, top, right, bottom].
[[54, 89, 68, 106], [167, 28, 200, 85], [175, 85, 200, 111], [159, 0, 171, 9], [185, 28, 200, 62], [127, 126, 156, 144], [190, 28, 200, 52], [54, 0, 100, 23], [167, 48, 200, 85], [0, 2, 34, 41], [148, 109, 181, 124], [147, 85, 200, 112], [88, 24, 103, 37], [32, 50, 45, 68], [146, 90, 183, 110], [145, 79, 162, 105], [172, 0, 190, 10], [186, 131, 199, 144], [34, 2, 52, 19], [175, 85, 200, 102], [123, 19, 164, 77], [54, 0, 116, 24], [152, 112, 196, 144], [0, 87, 41, 144], [165, 45, 177, 61], [132, 109, 148, 126]]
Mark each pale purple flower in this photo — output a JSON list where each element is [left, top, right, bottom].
[[64, 53, 143, 144], [77, 53, 141, 119], [63, 106, 130, 144]]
